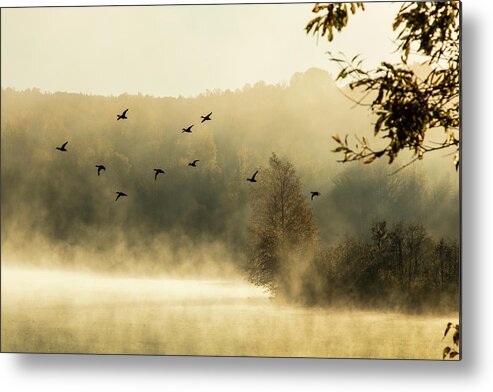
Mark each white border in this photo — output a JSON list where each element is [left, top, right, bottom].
[[1, 0, 492, 391]]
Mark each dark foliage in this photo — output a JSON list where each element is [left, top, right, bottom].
[[303, 220, 459, 312], [307, 2, 460, 169], [443, 322, 460, 359]]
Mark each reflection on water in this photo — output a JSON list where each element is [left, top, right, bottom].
[[1, 268, 458, 359]]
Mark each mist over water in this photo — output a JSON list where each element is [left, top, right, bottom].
[[2, 267, 457, 358], [1, 69, 459, 358]]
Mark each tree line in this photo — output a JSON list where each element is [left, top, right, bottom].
[[246, 154, 459, 312], [2, 70, 458, 280]]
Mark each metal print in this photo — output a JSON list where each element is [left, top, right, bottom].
[[0, 1, 460, 359]]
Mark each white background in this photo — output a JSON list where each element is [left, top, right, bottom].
[[0, 0, 490, 391]]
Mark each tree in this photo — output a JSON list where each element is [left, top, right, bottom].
[[246, 153, 317, 297], [306, 2, 460, 170]]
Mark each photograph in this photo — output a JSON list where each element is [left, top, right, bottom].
[[1, 1, 460, 360]]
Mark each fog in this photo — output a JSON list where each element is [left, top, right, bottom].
[[1, 69, 459, 358], [2, 267, 458, 358], [1, 68, 458, 276]]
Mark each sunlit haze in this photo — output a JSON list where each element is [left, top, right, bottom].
[[1, 2, 460, 360], [2, 2, 401, 97]]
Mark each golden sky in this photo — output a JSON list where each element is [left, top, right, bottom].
[[2, 2, 401, 97]]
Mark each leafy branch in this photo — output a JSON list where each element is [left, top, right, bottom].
[[442, 322, 460, 360], [305, 3, 365, 42], [307, 1, 460, 170]]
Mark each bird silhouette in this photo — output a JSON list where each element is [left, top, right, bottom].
[[201, 112, 212, 123], [115, 192, 127, 201], [182, 125, 194, 133], [117, 108, 129, 120], [188, 160, 200, 167], [95, 164, 106, 176], [246, 170, 258, 182], [154, 168, 165, 180], [311, 191, 321, 200], [56, 141, 68, 152]]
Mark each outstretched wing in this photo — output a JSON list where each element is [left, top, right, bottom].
[[194, 160, 200, 164], [61, 141, 68, 149], [122, 108, 129, 116], [115, 192, 127, 201], [201, 112, 212, 123], [251, 170, 258, 180]]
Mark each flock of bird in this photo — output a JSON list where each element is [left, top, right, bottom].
[[55, 108, 321, 202]]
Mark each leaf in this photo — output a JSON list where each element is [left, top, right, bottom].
[[374, 116, 385, 133], [449, 351, 459, 359], [453, 331, 459, 346], [392, 15, 403, 31], [337, 69, 348, 80]]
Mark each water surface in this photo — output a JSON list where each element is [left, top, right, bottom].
[[1, 268, 458, 359]]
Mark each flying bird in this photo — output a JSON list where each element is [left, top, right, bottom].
[[95, 164, 106, 176], [182, 125, 194, 133], [188, 160, 200, 167], [115, 192, 127, 201], [117, 108, 129, 120], [246, 170, 258, 183], [311, 191, 321, 200], [56, 141, 68, 152], [154, 168, 165, 180], [201, 112, 212, 123]]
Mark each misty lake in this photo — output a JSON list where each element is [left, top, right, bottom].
[[1, 268, 457, 359]]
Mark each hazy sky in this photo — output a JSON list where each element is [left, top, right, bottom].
[[2, 2, 401, 97]]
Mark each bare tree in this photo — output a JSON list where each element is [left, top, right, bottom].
[[246, 153, 317, 297]]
